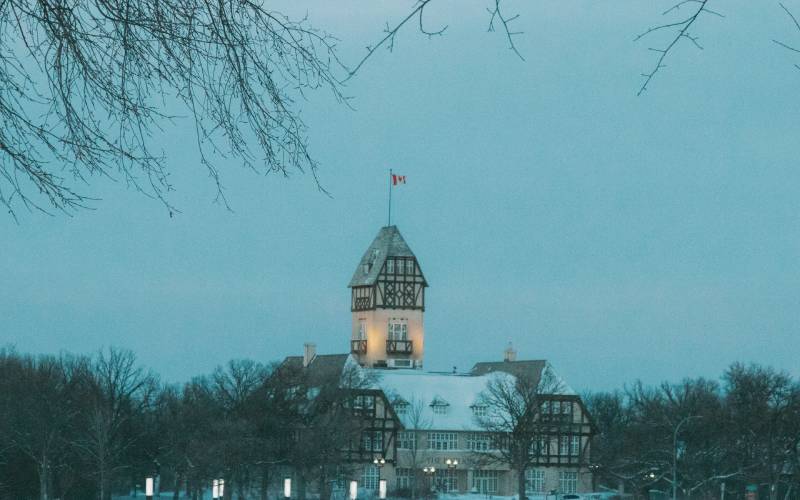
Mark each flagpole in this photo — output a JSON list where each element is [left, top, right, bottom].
[[388, 168, 392, 226]]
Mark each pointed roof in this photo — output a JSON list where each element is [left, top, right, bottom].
[[348, 226, 424, 287]]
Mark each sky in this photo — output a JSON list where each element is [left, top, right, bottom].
[[2, 0, 799, 392]]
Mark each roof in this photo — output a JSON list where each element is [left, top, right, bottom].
[[374, 361, 577, 431], [348, 226, 422, 287], [375, 370, 513, 431], [280, 353, 351, 386]]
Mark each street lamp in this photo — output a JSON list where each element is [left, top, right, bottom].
[[445, 458, 458, 469], [423, 466, 436, 496], [672, 415, 702, 500], [374, 456, 386, 495], [588, 464, 601, 492]]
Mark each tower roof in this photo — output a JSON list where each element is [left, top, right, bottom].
[[349, 225, 422, 287]]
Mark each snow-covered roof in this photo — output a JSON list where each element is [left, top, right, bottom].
[[372, 362, 576, 431]]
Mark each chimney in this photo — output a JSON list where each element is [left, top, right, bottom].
[[503, 342, 517, 362], [303, 343, 317, 368]]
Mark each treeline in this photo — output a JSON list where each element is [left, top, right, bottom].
[[0, 347, 368, 500], [585, 363, 800, 500]]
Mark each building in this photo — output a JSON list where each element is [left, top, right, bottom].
[[283, 226, 596, 497]]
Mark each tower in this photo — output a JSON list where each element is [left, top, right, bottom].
[[348, 226, 428, 369]]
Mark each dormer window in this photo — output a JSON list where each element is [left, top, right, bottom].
[[397, 259, 405, 274], [471, 404, 488, 417], [387, 259, 394, 273], [393, 399, 409, 415], [430, 396, 450, 415]]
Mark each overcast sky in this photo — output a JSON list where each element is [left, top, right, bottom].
[[2, 0, 799, 392]]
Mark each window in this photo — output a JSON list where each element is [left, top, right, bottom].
[[388, 320, 408, 340], [467, 432, 491, 451], [357, 320, 367, 340], [432, 404, 448, 415], [387, 259, 394, 274], [394, 401, 409, 416], [397, 259, 405, 274], [559, 472, 578, 493], [435, 469, 457, 492], [352, 395, 375, 413], [363, 465, 380, 490], [570, 435, 581, 456], [472, 470, 500, 494], [427, 432, 458, 450], [398, 431, 417, 450], [525, 469, 545, 494], [362, 430, 383, 452], [396, 468, 413, 490], [471, 405, 488, 417], [536, 437, 549, 456], [559, 435, 570, 456]]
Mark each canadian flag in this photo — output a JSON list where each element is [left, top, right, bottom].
[[392, 174, 407, 186]]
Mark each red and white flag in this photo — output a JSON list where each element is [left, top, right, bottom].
[[392, 174, 407, 186]]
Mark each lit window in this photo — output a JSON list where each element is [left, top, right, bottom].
[[525, 469, 545, 493], [388, 320, 408, 340], [559, 472, 578, 493]]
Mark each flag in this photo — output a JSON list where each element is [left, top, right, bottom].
[[392, 174, 406, 186]]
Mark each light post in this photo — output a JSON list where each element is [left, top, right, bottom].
[[374, 457, 386, 498], [444, 459, 458, 493], [672, 415, 702, 500], [423, 466, 436, 498], [588, 464, 601, 492]]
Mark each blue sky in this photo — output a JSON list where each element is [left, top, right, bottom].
[[2, 0, 799, 391]]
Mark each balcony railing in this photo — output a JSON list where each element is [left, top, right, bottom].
[[351, 339, 367, 354], [386, 339, 413, 354]]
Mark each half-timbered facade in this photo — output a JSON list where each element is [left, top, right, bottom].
[[274, 224, 596, 498], [349, 226, 427, 369]]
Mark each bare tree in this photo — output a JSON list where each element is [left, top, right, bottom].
[[72, 348, 157, 500], [474, 366, 568, 500]]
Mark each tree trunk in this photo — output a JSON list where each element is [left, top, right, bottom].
[[260, 465, 270, 500], [298, 473, 307, 500], [173, 471, 182, 500], [517, 468, 527, 500], [38, 459, 49, 500]]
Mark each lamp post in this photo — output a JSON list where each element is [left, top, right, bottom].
[[444, 459, 458, 493], [672, 415, 702, 500], [588, 464, 600, 492], [423, 466, 436, 498], [374, 457, 386, 495]]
